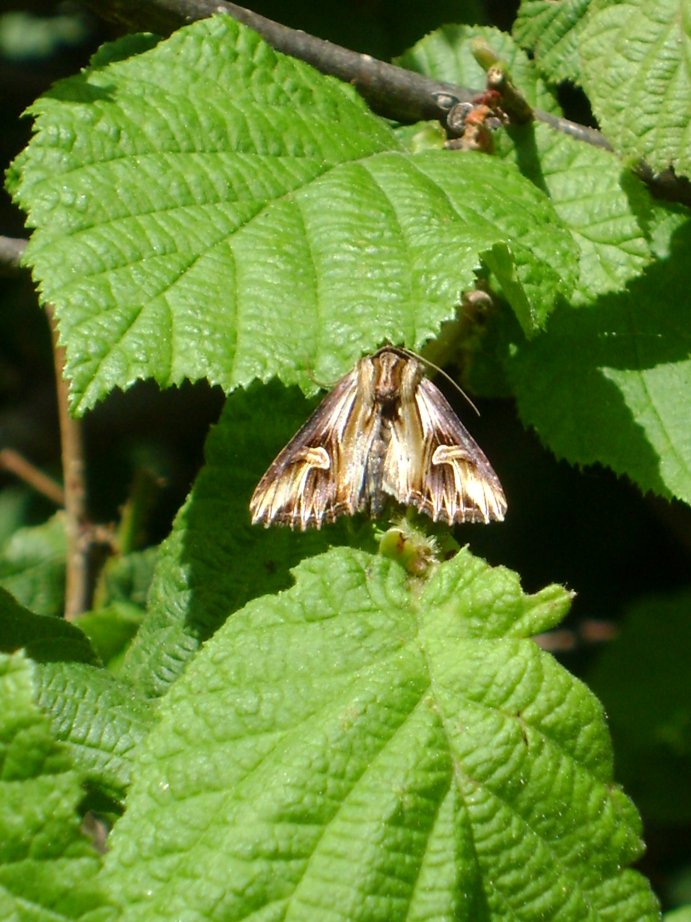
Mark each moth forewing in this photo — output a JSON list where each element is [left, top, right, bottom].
[[249, 369, 362, 530], [413, 377, 507, 524], [249, 347, 507, 530]]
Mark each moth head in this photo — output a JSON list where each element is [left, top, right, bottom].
[[367, 347, 423, 405]]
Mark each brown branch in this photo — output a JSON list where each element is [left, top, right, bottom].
[[534, 619, 618, 653], [46, 305, 93, 619], [88, 0, 471, 122], [88, 0, 612, 149], [1, 239, 107, 615], [0, 235, 27, 272], [0, 449, 65, 506]]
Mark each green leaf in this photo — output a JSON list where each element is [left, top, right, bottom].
[[35, 660, 153, 802], [0, 585, 96, 664], [10, 17, 577, 413], [396, 23, 562, 113], [513, 0, 591, 84], [74, 603, 144, 670], [579, 0, 691, 175], [0, 652, 116, 921], [102, 547, 658, 920], [0, 512, 66, 616], [95, 546, 157, 609], [0, 588, 152, 801], [497, 122, 652, 303], [507, 214, 691, 503], [587, 587, 691, 825]]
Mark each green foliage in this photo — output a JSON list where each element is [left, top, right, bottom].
[[496, 122, 652, 303], [0, 512, 66, 616], [6, 12, 688, 505], [397, 23, 690, 506], [0, 589, 153, 801], [506, 215, 691, 503], [2, 3, 690, 918], [397, 22, 562, 113], [0, 651, 115, 920]]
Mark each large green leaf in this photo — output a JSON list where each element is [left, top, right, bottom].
[[102, 547, 658, 920], [10, 17, 577, 413], [0, 652, 115, 920], [579, 0, 691, 175], [497, 122, 651, 304], [507, 214, 691, 504]]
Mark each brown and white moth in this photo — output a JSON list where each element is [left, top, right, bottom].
[[250, 346, 507, 530]]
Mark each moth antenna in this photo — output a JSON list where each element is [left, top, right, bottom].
[[400, 347, 481, 417]]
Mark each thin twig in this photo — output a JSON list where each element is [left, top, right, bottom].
[[46, 304, 92, 619], [1, 239, 103, 614], [0, 449, 65, 506], [0, 235, 27, 271], [89, 0, 611, 148], [534, 619, 618, 653]]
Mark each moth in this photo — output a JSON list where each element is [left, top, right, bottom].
[[250, 346, 507, 530]]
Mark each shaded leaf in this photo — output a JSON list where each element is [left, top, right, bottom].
[[0, 585, 95, 665], [75, 603, 144, 670], [497, 122, 651, 303], [507, 215, 691, 504], [0, 588, 152, 800], [0, 512, 66, 617], [120, 382, 365, 698], [95, 547, 158, 611], [588, 588, 691, 825]]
